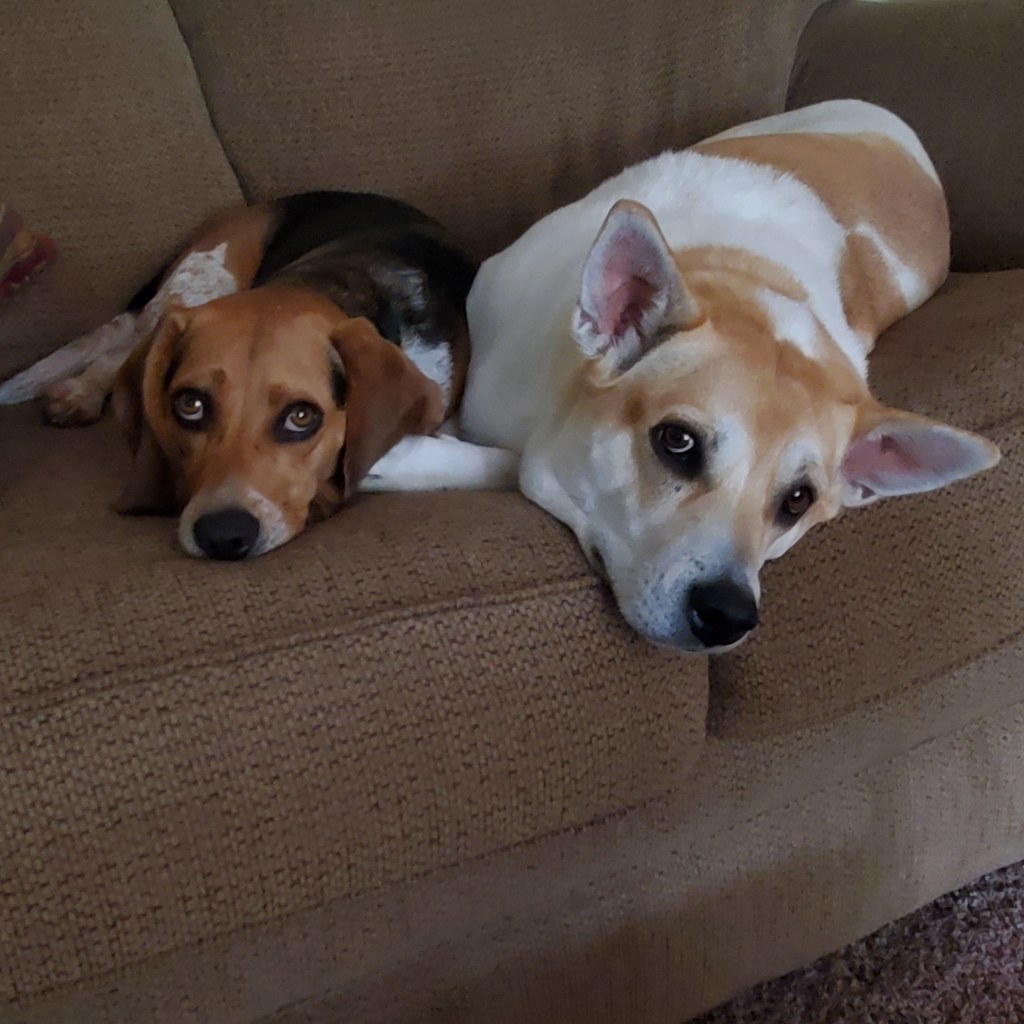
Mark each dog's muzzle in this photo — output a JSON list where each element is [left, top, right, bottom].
[[686, 578, 759, 649], [192, 508, 260, 561]]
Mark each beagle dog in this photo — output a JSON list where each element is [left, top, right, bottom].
[[0, 191, 517, 559], [462, 100, 1001, 651]]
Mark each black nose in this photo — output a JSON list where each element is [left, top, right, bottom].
[[686, 578, 759, 648], [192, 508, 260, 561]]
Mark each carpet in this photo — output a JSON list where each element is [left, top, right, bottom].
[[695, 860, 1024, 1023]]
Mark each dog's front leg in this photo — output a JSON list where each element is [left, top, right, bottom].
[[360, 433, 520, 493], [0, 311, 138, 415], [41, 324, 142, 426]]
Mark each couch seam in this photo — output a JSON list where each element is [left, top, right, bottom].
[[15, 628, 1015, 1009], [708, 407, 1023, 739], [164, 0, 249, 199], [782, 0, 826, 109], [2, 573, 607, 718], [970, 408, 1024, 437], [252, 677, 1024, 1024], [26, 667, 1016, 1019], [5, 779, 670, 1007], [705, 649, 1024, 839], [710, 621, 1024, 742]]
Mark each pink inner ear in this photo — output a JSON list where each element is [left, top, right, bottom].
[[843, 426, 984, 497], [842, 434, 917, 485], [596, 273, 657, 339]]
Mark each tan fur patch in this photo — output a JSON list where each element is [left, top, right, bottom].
[[674, 245, 807, 304], [166, 201, 280, 290], [695, 131, 949, 338]]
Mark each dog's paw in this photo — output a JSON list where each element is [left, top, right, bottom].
[[41, 378, 106, 427]]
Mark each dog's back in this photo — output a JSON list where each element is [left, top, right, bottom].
[[464, 100, 947, 449], [124, 191, 477, 408]]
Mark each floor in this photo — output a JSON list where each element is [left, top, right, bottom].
[[695, 860, 1024, 1023]]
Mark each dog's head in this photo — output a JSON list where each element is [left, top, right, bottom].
[[521, 200, 1001, 652], [112, 286, 443, 558]]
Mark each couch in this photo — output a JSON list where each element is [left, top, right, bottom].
[[1, 1, 1021, 1021]]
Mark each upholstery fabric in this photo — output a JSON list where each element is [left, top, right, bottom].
[[709, 272, 1024, 739], [11, 646, 1024, 1024], [4, 0, 1024, 1021], [0, 404, 706, 998], [0, 0, 241, 377], [169, 0, 822, 258], [788, 0, 1024, 273]]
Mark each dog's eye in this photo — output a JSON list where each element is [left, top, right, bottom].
[[171, 388, 209, 429], [275, 401, 323, 443], [651, 421, 703, 478], [778, 483, 815, 525]]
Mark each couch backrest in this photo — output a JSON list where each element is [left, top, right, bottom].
[[0, 0, 242, 378], [171, 0, 824, 257], [1, 0, 822, 374], [789, 0, 1024, 273]]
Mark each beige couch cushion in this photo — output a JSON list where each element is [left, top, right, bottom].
[[789, 0, 1024, 272], [0, 403, 706, 998], [169, 0, 823, 258], [0, 0, 242, 377], [709, 272, 1024, 739]]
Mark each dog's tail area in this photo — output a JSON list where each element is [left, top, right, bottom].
[[0, 312, 137, 404]]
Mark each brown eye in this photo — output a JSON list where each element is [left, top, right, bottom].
[[651, 421, 704, 479], [662, 424, 696, 454], [275, 401, 323, 443], [171, 388, 209, 429], [778, 483, 815, 524]]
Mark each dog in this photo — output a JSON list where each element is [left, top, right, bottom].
[[0, 191, 517, 558], [461, 100, 1001, 652]]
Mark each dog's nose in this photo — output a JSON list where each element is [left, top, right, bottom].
[[686, 578, 759, 648], [193, 508, 260, 561]]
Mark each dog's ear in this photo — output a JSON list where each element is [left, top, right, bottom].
[[840, 403, 1001, 508], [573, 199, 700, 373], [329, 317, 445, 497], [110, 313, 185, 515]]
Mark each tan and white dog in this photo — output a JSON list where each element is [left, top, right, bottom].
[[462, 100, 1001, 652]]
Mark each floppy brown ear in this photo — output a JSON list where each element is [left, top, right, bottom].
[[110, 313, 185, 515], [330, 317, 445, 496]]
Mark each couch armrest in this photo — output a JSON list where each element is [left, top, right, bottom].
[[788, 0, 1024, 273]]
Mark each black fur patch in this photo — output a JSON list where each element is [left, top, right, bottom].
[[254, 192, 436, 284], [331, 360, 347, 407], [331, 445, 347, 492], [123, 190, 477, 413], [127, 263, 169, 312]]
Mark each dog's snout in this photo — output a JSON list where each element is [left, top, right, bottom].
[[193, 508, 260, 561], [686, 578, 759, 649]]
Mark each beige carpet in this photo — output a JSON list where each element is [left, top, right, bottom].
[[696, 860, 1024, 1023]]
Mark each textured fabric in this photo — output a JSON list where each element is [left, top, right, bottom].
[[262, 700, 1024, 1024], [0, 403, 706, 999], [12, 649, 1024, 1024], [0, 0, 242, 376], [169, 0, 823, 259], [789, 0, 1024, 273], [5, 2, 1024, 1021], [696, 860, 1024, 1023], [709, 272, 1024, 740]]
